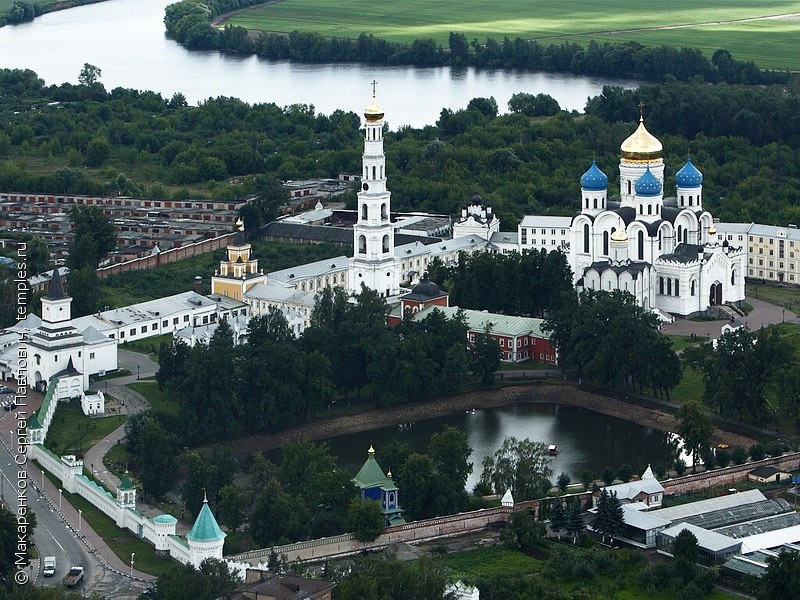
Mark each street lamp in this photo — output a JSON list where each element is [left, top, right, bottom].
[[137, 365, 140, 380], [59, 488, 62, 511], [78, 509, 82, 533], [130, 553, 135, 576]]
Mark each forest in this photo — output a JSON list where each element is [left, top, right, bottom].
[[1, 67, 799, 228]]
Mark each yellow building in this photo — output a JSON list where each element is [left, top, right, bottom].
[[210, 220, 266, 300]]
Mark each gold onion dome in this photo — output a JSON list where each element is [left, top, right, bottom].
[[611, 226, 628, 243], [621, 117, 662, 161], [364, 96, 384, 122], [708, 225, 717, 236], [368, 444, 375, 455]]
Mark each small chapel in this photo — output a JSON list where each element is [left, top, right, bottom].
[[353, 445, 406, 527]]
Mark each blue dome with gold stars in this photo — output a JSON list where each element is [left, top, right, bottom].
[[635, 167, 662, 197], [580, 160, 608, 191], [675, 158, 703, 187]]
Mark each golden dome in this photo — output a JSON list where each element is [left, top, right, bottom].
[[708, 225, 717, 236], [236, 217, 244, 231], [611, 226, 628, 243], [364, 96, 384, 122], [368, 444, 375, 455], [621, 117, 662, 161]]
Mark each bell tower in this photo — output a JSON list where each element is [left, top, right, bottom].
[[350, 82, 400, 298]]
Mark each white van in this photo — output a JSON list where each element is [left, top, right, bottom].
[[43, 556, 56, 577]]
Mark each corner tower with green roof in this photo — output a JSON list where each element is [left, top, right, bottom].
[[116, 469, 136, 509], [353, 445, 405, 527], [187, 492, 226, 566]]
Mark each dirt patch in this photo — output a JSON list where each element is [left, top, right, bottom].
[[225, 382, 757, 456]]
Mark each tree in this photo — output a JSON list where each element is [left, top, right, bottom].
[[66, 266, 100, 316], [471, 329, 501, 385], [480, 436, 553, 501], [67, 205, 116, 269], [565, 500, 584, 543], [217, 484, 247, 532], [20, 235, 50, 275], [152, 557, 242, 600], [602, 466, 616, 486], [501, 510, 546, 552], [760, 551, 800, 600], [684, 326, 794, 423], [428, 425, 473, 489], [677, 401, 713, 473], [556, 472, 571, 493], [672, 528, 699, 565], [581, 470, 593, 490], [397, 453, 434, 521], [78, 63, 102, 86], [347, 498, 384, 543], [550, 499, 566, 540], [617, 463, 633, 483], [592, 489, 625, 544], [134, 415, 179, 500]]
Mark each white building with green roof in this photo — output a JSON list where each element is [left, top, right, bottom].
[[186, 493, 227, 566]]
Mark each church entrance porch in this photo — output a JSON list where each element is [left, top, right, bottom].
[[709, 282, 722, 307]]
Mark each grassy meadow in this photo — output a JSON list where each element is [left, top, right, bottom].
[[226, 0, 800, 70]]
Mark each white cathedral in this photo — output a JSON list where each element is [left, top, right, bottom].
[[213, 92, 745, 326], [564, 115, 746, 317]]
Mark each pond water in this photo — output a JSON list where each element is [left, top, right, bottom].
[[321, 402, 687, 491], [0, 0, 638, 127]]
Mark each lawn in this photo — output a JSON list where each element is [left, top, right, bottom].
[[127, 380, 181, 417], [225, 0, 800, 70], [665, 335, 703, 354], [747, 282, 800, 316], [44, 399, 125, 457]]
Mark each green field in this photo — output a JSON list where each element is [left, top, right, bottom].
[[226, 0, 800, 70]]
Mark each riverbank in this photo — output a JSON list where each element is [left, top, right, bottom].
[[226, 381, 758, 456], [0, 0, 108, 27]]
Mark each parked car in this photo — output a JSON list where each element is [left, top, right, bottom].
[[0, 386, 13, 394], [3, 401, 15, 411]]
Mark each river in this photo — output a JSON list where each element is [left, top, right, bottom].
[[322, 403, 688, 492], [0, 0, 637, 128]]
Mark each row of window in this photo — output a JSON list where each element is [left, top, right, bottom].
[[749, 269, 797, 282], [750, 258, 798, 270], [751, 236, 797, 246]]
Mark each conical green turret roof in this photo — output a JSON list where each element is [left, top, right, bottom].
[[353, 445, 393, 489], [28, 412, 41, 430], [187, 495, 225, 543], [118, 470, 134, 491]]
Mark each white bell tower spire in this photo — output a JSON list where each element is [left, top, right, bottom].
[[350, 82, 400, 297]]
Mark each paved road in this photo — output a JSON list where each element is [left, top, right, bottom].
[[661, 296, 798, 338], [0, 408, 153, 597]]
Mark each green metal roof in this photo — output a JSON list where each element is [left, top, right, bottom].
[[353, 452, 392, 490], [187, 500, 226, 543], [414, 305, 547, 337], [28, 412, 41, 429], [153, 514, 177, 523], [118, 470, 135, 491]]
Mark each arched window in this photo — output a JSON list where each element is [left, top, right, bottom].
[[683, 228, 688, 244], [372, 166, 376, 179], [583, 224, 590, 254], [585, 198, 589, 208], [667, 278, 672, 295], [731, 269, 736, 285], [674, 279, 680, 296], [677, 225, 683, 244], [627, 180, 632, 195], [691, 280, 696, 296], [639, 205, 643, 215], [593, 198, 597, 209], [361, 204, 368, 220], [658, 231, 662, 251], [358, 235, 367, 254], [680, 195, 684, 206], [381, 203, 388, 220], [603, 231, 609, 256], [689, 196, 693, 206], [638, 231, 644, 260], [648, 205, 652, 215], [382, 235, 390, 253]]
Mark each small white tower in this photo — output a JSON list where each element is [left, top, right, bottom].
[[580, 160, 608, 216], [675, 157, 704, 211], [350, 82, 400, 298], [610, 223, 629, 262], [116, 470, 136, 509], [619, 110, 664, 207], [186, 492, 226, 567]]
